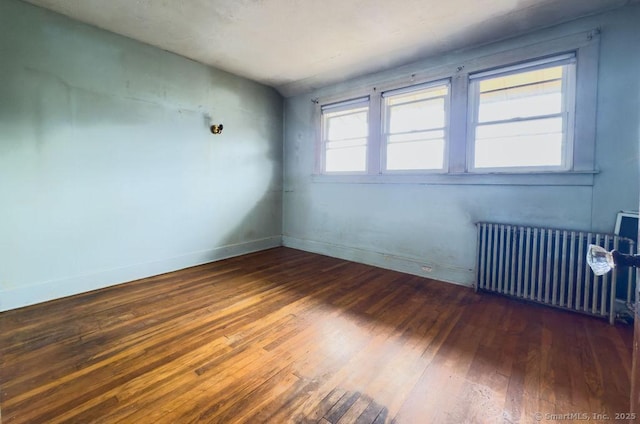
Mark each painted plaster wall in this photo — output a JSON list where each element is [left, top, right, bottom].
[[283, 5, 640, 286], [0, 0, 283, 311]]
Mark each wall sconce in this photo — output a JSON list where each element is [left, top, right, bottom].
[[210, 124, 223, 135]]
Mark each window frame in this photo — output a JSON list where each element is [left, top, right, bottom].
[[313, 30, 600, 185], [466, 53, 577, 173], [381, 79, 451, 174], [319, 96, 371, 175]]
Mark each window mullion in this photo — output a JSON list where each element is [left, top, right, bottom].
[[314, 102, 324, 174], [564, 58, 577, 171], [449, 73, 469, 173], [368, 88, 382, 175]]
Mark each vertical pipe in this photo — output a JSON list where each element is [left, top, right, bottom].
[[475, 223, 479, 290], [485, 224, 493, 290], [601, 235, 610, 317], [544, 229, 552, 304], [484, 224, 489, 289], [477, 223, 485, 291], [560, 230, 568, 307], [536, 228, 544, 301], [628, 240, 636, 307], [592, 234, 600, 314], [584, 233, 593, 312], [498, 225, 505, 293], [524, 227, 531, 299], [491, 224, 498, 291], [576, 232, 584, 311], [531, 228, 539, 301], [568, 231, 576, 309], [517, 227, 524, 297], [504, 225, 512, 294], [486, 225, 493, 290], [486, 224, 492, 290], [551, 230, 560, 306], [609, 236, 619, 325], [510, 227, 517, 296]]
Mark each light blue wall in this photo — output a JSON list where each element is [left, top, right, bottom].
[[0, 0, 283, 311], [2, 1, 638, 311], [283, 5, 640, 286]]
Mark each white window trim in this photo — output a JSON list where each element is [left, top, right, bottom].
[[319, 96, 370, 175], [313, 29, 600, 186], [466, 53, 577, 173], [381, 79, 451, 174]]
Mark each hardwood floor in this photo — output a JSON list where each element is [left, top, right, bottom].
[[0, 247, 633, 423]]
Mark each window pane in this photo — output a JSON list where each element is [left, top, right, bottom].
[[474, 118, 564, 168], [479, 66, 562, 93], [386, 86, 448, 105], [386, 133, 444, 170], [384, 83, 448, 171], [326, 146, 367, 172], [479, 83, 562, 122], [389, 98, 445, 133], [326, 108, 368, 140], [478, 66, 563, 122], [322, 101, 368, 173], [326, 138, 367, 150]]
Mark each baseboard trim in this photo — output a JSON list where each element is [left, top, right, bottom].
[[282, 236, 474, 287], [0, 236, 282, 312]]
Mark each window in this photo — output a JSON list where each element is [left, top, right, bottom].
[[321, 97, 369, 173], [383, 82, 449, 172], [469, 54, 576, 171], [314, 30, 598, 184]]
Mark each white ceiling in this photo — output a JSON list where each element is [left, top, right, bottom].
[[23, 0, 636, 97]]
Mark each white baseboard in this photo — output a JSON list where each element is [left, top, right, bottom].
[[0, 236, 282, 312], [282, 236, 474, 287]]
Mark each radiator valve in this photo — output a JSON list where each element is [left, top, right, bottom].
[[612, 250, 640, 268]]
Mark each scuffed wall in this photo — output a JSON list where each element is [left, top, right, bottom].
[[0, 0, 283, 311], [283, 4, 640, 286]]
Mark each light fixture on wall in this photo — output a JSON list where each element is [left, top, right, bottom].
[[210, 124, 223, 135], [204, 113, 223, 135]]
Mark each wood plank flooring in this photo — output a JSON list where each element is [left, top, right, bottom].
[[0, 247, 633, 423]]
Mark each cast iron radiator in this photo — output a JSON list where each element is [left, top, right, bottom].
[[475, 222, 636, 324]]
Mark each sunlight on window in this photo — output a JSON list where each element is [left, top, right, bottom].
[[472, 63, 571, 169], [327, 109, 368, 140], [386, 137, 445, 170], [389, 100, 446, 133], [479, 67, 562, 93], [323, 104, 368, 172], [384, 83, 448, 171], [478, 83, 562, 122]]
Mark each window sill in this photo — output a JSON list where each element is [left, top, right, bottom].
[[311, 170, 598, 186]]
